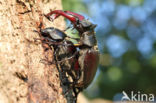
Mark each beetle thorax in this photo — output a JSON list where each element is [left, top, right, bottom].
[[81, 31, 97, 47]]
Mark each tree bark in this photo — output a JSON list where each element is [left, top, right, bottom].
[[0, 0, 66, 102]]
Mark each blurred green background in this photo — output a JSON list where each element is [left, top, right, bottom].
[[62, 0, 156, 101]]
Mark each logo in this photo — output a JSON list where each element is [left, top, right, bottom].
[[121, 91, 155, 102]]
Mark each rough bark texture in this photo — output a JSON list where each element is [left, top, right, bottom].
[[0, 0, 66, 102]]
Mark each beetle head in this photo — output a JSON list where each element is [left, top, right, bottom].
[[79, 19, 97, 31]]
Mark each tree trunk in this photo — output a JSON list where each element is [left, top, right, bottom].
[[0, 0, 66, 102]]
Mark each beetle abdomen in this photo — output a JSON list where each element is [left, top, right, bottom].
[[77, 48, 99, 88]]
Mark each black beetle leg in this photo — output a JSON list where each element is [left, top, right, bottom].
[[57, 51, 78, 64], [53, 47, 58, 57], [75, 70, 81, 82], [64, 87, 81, 103], [73, 87, 82, 98]]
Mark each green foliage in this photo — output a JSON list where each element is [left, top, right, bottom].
[[107, 67, 123, 81], [116, 0, 144, 6], [150, 54, 156, 68], [62, 0, 87, 12]]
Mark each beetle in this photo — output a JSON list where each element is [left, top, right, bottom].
[[39, 27, 99, 96], [39, 10, 99, 102]]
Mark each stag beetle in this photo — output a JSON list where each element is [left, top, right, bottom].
[[39, 10, 99, 102]]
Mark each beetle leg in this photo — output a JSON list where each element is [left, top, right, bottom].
[[62, 86, 77, 103], [63, 82, 82, 99], [73, 87, 82, 98], [56, 50, 78, 63], [75, 70, 81, 81]]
